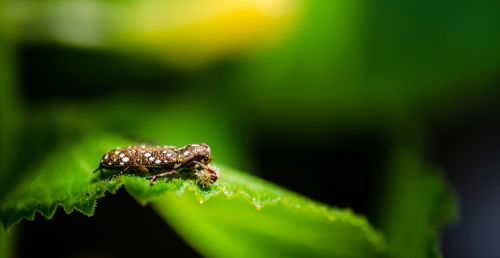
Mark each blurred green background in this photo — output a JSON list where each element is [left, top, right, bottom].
[[1, 0, 500, 257]]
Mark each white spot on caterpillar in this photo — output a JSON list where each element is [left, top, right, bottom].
[[155, 160, 161, 164], [104, 154, 108, 159], [184, 151, 189, 156], [119, 153, 125, 158], [101, 160, 104, 163], [149, 157, 154, 161], [141, 144, 146, 148], [162, 151, 167, 153], [108, 162, 112, 165], [164, 160, 168, 163], [167, 153, 172, 157], [119, 162, 124, 165], [122, 157, 129, 162], [141, 150, 145, 153], [144, 152, 151, 157], [114, 151, 119, 154]]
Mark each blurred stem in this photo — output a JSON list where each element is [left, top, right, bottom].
[[0, 0, 21, 200], [376, 143, 457, 258], [0, 0, 20, 256], [372, 110, 457, 258]]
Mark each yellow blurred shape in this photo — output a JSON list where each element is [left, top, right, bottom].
[[114, 0, 302, 68], [3, 0, 301, 68]]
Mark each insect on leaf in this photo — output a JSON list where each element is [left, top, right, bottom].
[[0, 132, 388, 258]]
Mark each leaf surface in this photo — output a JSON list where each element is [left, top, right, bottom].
[[149, 166, 386, 258]]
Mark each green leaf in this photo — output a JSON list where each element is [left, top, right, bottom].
[[0, 134, 128, 229], [0, 131, 387, 257], [148, 167, 387, 258], [377, 149, 457, 258]]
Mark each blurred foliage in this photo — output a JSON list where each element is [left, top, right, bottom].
[[377, 149, 457, 258], [232, 0, 500, 128]]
